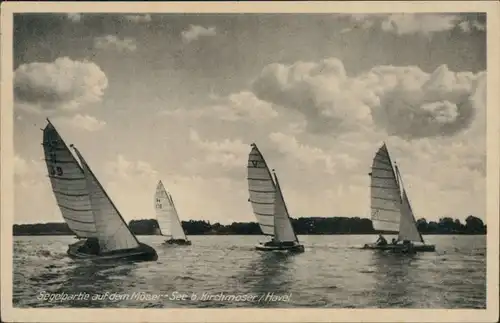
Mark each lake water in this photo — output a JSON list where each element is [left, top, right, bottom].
[[13, 235, 486, 308]]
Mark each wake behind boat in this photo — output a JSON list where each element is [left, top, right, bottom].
[[42, 119, 158, 262], [154, 180, 191, 246], [247, 143, 304, 253], [363, 143, 435, 253]]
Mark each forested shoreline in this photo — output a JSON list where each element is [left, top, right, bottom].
[[13, 215, 486, 236]]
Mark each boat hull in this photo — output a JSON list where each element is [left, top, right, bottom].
[[67, 240, 158, 262], [255, 243, 305, 253], [362, 243, 435, 252], [162, 239, 192, 246]]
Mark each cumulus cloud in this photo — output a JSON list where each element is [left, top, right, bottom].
[[123, 14, 151, 23], [269, 132, 336, 175], [53, 114, 106, 132], [252, 58, 375, 134], [161, 91, 277, 123], [340, 13, 485, 35], [100, 155, 159, 221], [181, 25, 217, 43], [371, 64, 484, 139], [210, 91, 278, 121], [93, 35, 137, 52], [188, 129, 248, 169], [14, 155, 56, 223], [14, 154, 30, 177], [381, 14, 460, 35], [458, 19, 486, 33], [104, 155, 158, 182], [14, 57, 108, 112], [340, 19, 375, 33], [14, 154, 46, 187], [252, 57, 486, 139], [66, 13, 82, 22]]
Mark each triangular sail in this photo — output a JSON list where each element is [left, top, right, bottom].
[[170, 193, 188, 240], [369, 143, 401, 233], [247, 144, 275, 236], [155, 181, 187, 240], [395, 166, 425, 243], [42, 121, 98, 238], [273, 173, 299, 243], [73, 146, 140, 252]]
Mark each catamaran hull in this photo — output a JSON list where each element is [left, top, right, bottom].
[[162, 239, 192, 246], [255, 243, 305, 253], [362, 243, 436, 252], [67, 241, 158, 262]]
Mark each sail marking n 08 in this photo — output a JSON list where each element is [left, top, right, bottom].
[[155, 181, 187, 240]]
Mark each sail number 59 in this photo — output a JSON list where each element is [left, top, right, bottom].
[[49, 165, 64, 176]]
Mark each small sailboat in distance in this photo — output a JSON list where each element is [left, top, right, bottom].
[[247, 143, 304, 253], [362, 143, 435, 253], [42, 119, 158, 262], [154, 180, 191, 245]]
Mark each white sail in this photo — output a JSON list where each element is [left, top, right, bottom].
[[273, 173, 298, 243], [42, 121, 98, 238], [370, 143, 401, 232], [73, 146, 140, 252], [247, 144, 275, 236], [396, 166, 425, 243], [168, 192, 187, 239], [155, 181, 187, 240]]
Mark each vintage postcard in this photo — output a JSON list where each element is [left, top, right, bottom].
[[1, 1, 499, 322]]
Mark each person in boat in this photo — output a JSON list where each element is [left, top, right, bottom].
[[391, 238, 398, 245], [375, 234, 388, 246], [401, 240, 415, 253], [78, 238, 100, 255]]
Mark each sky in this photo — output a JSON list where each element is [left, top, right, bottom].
[[13, 13, 487, 225]]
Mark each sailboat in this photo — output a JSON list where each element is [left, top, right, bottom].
[[42, 119, 158, 262], [247, 143, 305, 253], [154, 180, 191, 245], [362, 143, 436, 252]]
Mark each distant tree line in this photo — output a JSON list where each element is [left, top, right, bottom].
[[13, 215, 486, 236]]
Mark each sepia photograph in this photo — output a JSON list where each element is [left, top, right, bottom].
[[1, 1, 498, 323]]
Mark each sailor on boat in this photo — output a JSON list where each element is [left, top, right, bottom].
[[247, 143, 305, 253], [362, 143, 436, 253], [42, 119, 158, 262], [375, 234, 388, 246], [78, 237, 100, 255]]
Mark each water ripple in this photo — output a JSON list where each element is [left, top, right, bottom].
[[13, 235, 486, 308]]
